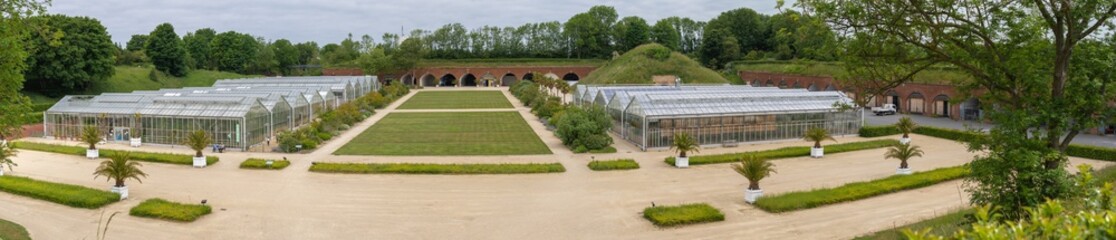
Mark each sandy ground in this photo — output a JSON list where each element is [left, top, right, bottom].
[[2, 88, 1111, 240]]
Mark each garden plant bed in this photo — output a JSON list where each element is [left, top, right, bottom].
[[11, 142, 218, 165], [239, 158, 290, 170], [0, 175, 119, 209], [334, 112, 551, 156], [642, 203, 725, 227], [395, 91, 513, 109], [0, 218, 30, 240], [587, 159, 640, 171], [665, 139, 900, 165], [754, 166, 969, 212], [309, 162, 566, 174], [129, 198, 212, 222]]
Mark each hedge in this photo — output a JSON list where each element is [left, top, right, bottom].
[[11, 142, 219, 165], [859, 125, 902, 137], [911, 126, 985, 142], [874, 126, 1116, 162], [753, 166, 969, 212], [239, 158, 291, 170], [0, 176, 119, 209], [1065, 144, 1116, 162], [587, 159, 640, 171], [665, 139, 900, 165], [309, 162, 566, 174], [129, 198, 212, 222], [643, 203, 725, 227]]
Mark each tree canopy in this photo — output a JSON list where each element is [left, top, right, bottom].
[[24, 14, 115, 95], [145, 23, 188, 77]]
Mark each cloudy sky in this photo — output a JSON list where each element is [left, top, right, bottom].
[[48, 0, 787, 45]]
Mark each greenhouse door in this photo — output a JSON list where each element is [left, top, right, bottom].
[[114, 127, 130, 142]]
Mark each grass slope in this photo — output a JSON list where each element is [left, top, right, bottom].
[[24, 65, 253, 104], [0, 218, 31, 240], [734, 60, 972, 85], [334, 112, 552, 155], [582, 44, 729, 84], [418, 58, 606, 67], [309, 162, 566, 174], [396, 91, 513, 109]]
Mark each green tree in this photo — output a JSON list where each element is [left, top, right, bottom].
[[701, 7, 769, 66], [670, 132, 700, 158], [700, 28, 742, 68], [390, 38, 426, 72], [125, 34, 148, 51], [612, 16, 651, 53], [357, 47, 390, 75], [145, 23, 188, 77], [0, 0, 47, 142], [272, 39, 298, 75], [800, 0, 1116, 218], [564, 5, 618, 58], [249, 38, 278, 75], [93, 152, 147, 188], [802, 127, 834, 148], [555, 105, 613, 151], [732, 155, 776, 190], [209, 31, 257, 73], [294, 41, 319, 65], [184, 130, 211, 158], [23, 15, 115, 96], [183, 28, 216, 69], [650, 20, 681, 51], [884, 143, 923, 170]]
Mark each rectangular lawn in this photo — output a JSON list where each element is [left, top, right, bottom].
[[334, 112, 552, 155], [396, 91, 513, 109]]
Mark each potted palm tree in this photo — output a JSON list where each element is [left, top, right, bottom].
[[885, 143, 924, 175], [184, 130, 212, 168], [93, 152, 147, 200], [731, 154, 776, 203], [130, 113, 143, 147], [896, 116, 917, 145], [0, 144, 16, 176], [670, 132, 700, 168], [81, 125, 102, 159], [803, 127, 836, 158]]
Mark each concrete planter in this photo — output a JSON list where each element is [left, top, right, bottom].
[[897, 167, 913, 175], [675, 156, 689, 168], [810, 147, 824, 158], [0, 167, 5, 176], [86, 149, 99, 159], [111, 185, 129, 200], [130, 138, 142, 147], [745, 189, 764, 203], [193, 156, 207, 168], [900, 137, 911, 145]]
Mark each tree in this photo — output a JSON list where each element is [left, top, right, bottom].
[[800, 0, 1116, 218], [700, 28, 741, 68], [391, 38, 426, 72], [896, 116, 916, 139], [650, 20, 681, 51], [184, 130, 211, 158], [93, 152, 147, 188], [0, 0, 48, 143], [209, 31, 257, 73], [554, 105, 613, 151], [670, 132, 700, 158], [24, 14, 115, 95], [884, 143, 923, 170], [0, 144, 17, 175], [732, 154, 776, 190], [125, 34, 148, 52], [803, 127, 834, 148], [357, 47, 390, 75], [294, 41, 319, 65], [248, 38, 278, 75], [145, 23, 188, 77], [183, 28, 216, 69], [564, 5, 618, 58], [612, 16, 651, 53], [701, 7, 769, 66]]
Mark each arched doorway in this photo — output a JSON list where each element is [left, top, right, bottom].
[[440, 74, 457, 87], [885, 90, 901, 111], [543, 73, 560, 81], [807, 84, 818, 91], [481, 73, 496, 87], [765, 80, 775, 87], [961, 98, 981, 121], [421, 74, 436, 87], [778, 80, 788, 89], [933, 94, 951, 117], [462, 74, 478, 87], [908, 92, 925, 114], [401, 74, 415, 86], [501, 73, 518, 86], [523, 73, 534, 81], [562, 73, 580, 83], [825, 85, 837, 91], [752, 80, 764, 87], [791, 81, 801, 89]]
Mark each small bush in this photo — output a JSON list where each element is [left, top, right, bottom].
[[0, 176, 119, 209], [129, 198, 212, 222], [859, 125, 902, 137], [10, 142, 218, 165], [588, 159, 639, 171], [239, 158, 290, 170], [754, 166, 969, 212], [309, 162, 566, 174], [643, 203, 725, 227], [665, 139, 899, 165]]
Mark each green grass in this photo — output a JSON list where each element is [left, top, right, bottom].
[[0, 218, 31, 240], [418, 58, 606, 67], [642, 203, 725, 227], [334, 112, 552, 156], [582, 44, 729, 84], [396, 91, 513, 109], [129, 198, 212, 222], [0, 175, 119, 209], [665, 139, 900, 165], [733, 60, 973, 85], [754, 166, 970, 213], [309, 162, 566, 174], [239, 158, 290, 170], [583, 146, 618, 154], [853, 208, 974, 240], [10, 142, 218, 165], [587, 159, 640, 171]]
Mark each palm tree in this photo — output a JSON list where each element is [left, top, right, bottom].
[[183, 130, 211, 158], [93, 152, 147, 188], [731, 155, 776, 190], [0, 144, 17, 176], [803, 127, 836, 148], [81, 125, 102, 150], [896, 116, 917, 140], [670, 132, 700, 158], [885, 143, 924, 170]]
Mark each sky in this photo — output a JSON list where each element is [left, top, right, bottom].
[[48, 0, 788, 45]]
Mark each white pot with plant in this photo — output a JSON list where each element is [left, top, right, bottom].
[[94, 152, 147, 200], [131, 113, 143, 147], [804, 127, 836, 158], [886, 143, 924, 175], [732, 154, 776, 203], [0, 144, 17, 176], [670, 132, 700, 168], [184, 130, 212, 168], [81, 126, 102, 159], [897, 116, 916, 145]]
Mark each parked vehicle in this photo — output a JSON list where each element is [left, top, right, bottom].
[[871, 104, 897, 115]]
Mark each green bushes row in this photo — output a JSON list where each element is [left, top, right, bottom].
[[239, 158, 290, 170], [10, 142, 218, 165], [276, 80, 409, 153], [129, 198, 212, 222], [876, 125, 1116, 162], [754, 166, 969, 212], [858, 125, 902, 137], [510, 80, 615, 153], [0, 176, 119, 209], [642, 203, 725, 227], [664, 139, 900, 165], [911, 126, 985, 142], [1065, 144, 1116, 162], [587, 159, 640, 171], [309, 162, 566, 174]]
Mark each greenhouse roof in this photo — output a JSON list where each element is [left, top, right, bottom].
[[130, 90, 289, 111], [627, 90, 853, 118], [47, 94, 265, 118], [605, 87, 800, 110]]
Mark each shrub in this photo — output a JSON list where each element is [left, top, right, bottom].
[[555, 105, 613, 151], [642, 203, 725, 227], [129, 198, 212, 222], [10, 142, 218, 165], [1065, 144, 1116, 162], [588, 159, 640, 171], [239, 158, 290, 170], [0, 175, 119, 208], [587, 146, 618, 154], [665, 139, 899, 165], [859, 125, 902, 137], [309, 162, 566, 174], [912, 126, 985, 142], [754, 166, 969, 212]]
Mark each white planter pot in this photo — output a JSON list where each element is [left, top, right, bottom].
[[86, 149, 99, 159], [897, 167, 913, 175], [899, 137, 911, 145], [0, 167, 5, 176], [193, 156, 207, 168], [130, 138, 142, 147], [745, 189, 764, 203], [111, 185, 129, 200], [811, 147, 824, 158], [675, 157, 689, 168]]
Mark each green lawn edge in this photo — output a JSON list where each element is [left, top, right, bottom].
[[754, 166, 970, 213], [0, 175, 119, 209], [309, 162, 566, 174], [11, 142, 219, 165], [665, 139, 900, 165]]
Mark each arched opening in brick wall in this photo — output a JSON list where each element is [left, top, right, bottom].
[[562, 73, 580, 82], [401, 74, 414, 86], [824, 85, 837, 91], [807, 84, 818, 91], [908, 92, 925, 114], [961, 98, 982, 121], [933, 94, 951, 117], [885, 90, 901, 111], [523, 73, 535, 81], [440, 74, 457, 87], [421, 74, 436, 87], [463, 74, 478, 87], [501, 73, 518, 86]]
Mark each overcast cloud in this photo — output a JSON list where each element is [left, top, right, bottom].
[[48, 0, 787, 45]]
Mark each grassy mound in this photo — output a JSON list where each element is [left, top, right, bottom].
[[25, 65, 253, 104], [582, 44, 728, 84]]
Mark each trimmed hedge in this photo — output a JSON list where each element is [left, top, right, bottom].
[[239, 158, 290, 170], [129, 198, 212, 222], [859, 125, 902, 137], [587, 159, 640, 171], [874, 126, 1116, 162], [911, 126, 985, 142], [665, 139, 900, 165], [1066, 144, 1116, 162], [586, 146, 618, 154], [643, 203, 725, 227], [753, 166, 969, 212], [0, 176, 119, 209], [309, 162, 566, 174], [11, 142, 219, 165]]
